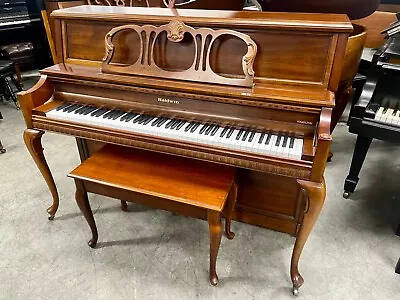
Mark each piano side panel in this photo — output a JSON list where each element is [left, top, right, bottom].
[[61, 20, 338, 89]]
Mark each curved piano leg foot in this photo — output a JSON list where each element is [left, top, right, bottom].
[[208, 210, 222, 286], [23, 129, 59, 220], [291, 178, 326, 294], [120, 200, 128, 212], [225, 182, 237, 240], [74, 179, 98, 248]]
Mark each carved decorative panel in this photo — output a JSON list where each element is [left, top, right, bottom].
[[101, 21, 257, 87]]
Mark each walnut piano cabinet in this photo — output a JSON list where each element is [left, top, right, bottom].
[[18, 6, 352, 294]]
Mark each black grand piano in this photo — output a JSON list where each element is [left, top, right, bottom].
[[344, 13, 400, 199]]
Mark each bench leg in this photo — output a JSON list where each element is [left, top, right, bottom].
[[208, 210, 222, 286], [225, 182, 237, 240], [74, 179, 98, 248], [120, 200, 128, 211]]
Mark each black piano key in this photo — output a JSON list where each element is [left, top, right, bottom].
[[176, 120, 186, 130], [56, 103, 71, 111], [382, 107, 388, 114], [65, 104, 81, 113], [242, 130, 250, 141], [151, 117, 161, 126], [165, 119, 175, 128], [248, 131, 255, 143], [137, 115, 148, 124], [91, 108, 107, 117], [275, 135, 282, 147], [78, 106, 93, 115], [211, 125, 219, 136], [236, 129, 244, 140], [125, 113, 137, 122], [63, 104, 78, 112], [74, 106, 87, 114], [170, 119, 180, 129], [142, 116, 154, 125], [258, 133, 265, 144], [102, 110, 114, 118], [265, 133, 272, 145], [120, 112, 131, 121], [199, 124, 208, 134], [191, 123, 200, 133], [185, 122, 194, 132], [205, 124, 214, 135], [282, 136, 288, 147], [112, 111, 125, 120], [226, 127, 234, 138], [133, 115, 145, 124], [220, 127, 228, 137], [157, 118, 168, 127], [82, 107, 97, 115], [289, 137, 295, 148]]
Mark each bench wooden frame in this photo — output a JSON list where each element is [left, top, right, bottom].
[[68, 145, 237, 285]]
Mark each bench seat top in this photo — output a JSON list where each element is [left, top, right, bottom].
[[68, 145, 235, 212]]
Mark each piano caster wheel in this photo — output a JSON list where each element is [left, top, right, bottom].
[[292, 286, 299, 296], [88, 239, 97, 248], [343, 191, 351, 199], [0, 148, 6, 154], [48, 214, 55, 221]]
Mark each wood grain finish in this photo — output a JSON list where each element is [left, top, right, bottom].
[[23, 129, 59, 220], [20, 6, 352, 293], [53, 6, 351, 91], [69, 144, 237, 285], [69, 145, 235, 211], [291, 179, 326, 294]]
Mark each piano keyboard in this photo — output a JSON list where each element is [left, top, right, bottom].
[[46, 103, 304, 160], [374, 106, 400, 126]]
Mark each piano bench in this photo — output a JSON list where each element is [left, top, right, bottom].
[[68, 144, 237, 286]]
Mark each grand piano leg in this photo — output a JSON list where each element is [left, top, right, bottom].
[[343, 135, 372, 198], [291, 179, 326, 295], [23, 129, 59, 220], [208, 210, 223, 286], [74, 179, 98, 248]]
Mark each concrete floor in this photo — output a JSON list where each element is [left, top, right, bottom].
[[0, 73, 399, 299]]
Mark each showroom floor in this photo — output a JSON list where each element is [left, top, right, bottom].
[[0, 73, 399, 299]]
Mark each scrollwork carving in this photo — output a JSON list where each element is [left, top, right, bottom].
[[101, 21, 258, 87], [166, 20, 185, 42]]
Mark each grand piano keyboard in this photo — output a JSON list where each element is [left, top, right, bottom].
[[373, 105, 400, 126], [47, 103, 304, 160]]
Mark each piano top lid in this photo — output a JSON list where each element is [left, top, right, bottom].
[[50, 5, 352, 33]]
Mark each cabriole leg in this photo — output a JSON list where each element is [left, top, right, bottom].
[[291, 178, 326, 295], [23, 129, 59, 220], [208, 210, 223, 286], [225, 182, 237, 239], [74, 179, 98, 248]]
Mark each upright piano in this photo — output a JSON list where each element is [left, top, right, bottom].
[[18, 5, 351, 294]]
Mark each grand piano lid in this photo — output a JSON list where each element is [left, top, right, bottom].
[[50, 5, 352, 33]]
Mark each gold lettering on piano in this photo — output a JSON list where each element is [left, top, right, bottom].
[[157, 97, 180, 104]]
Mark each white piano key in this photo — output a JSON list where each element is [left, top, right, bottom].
[[47, 104, 304, 160]]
